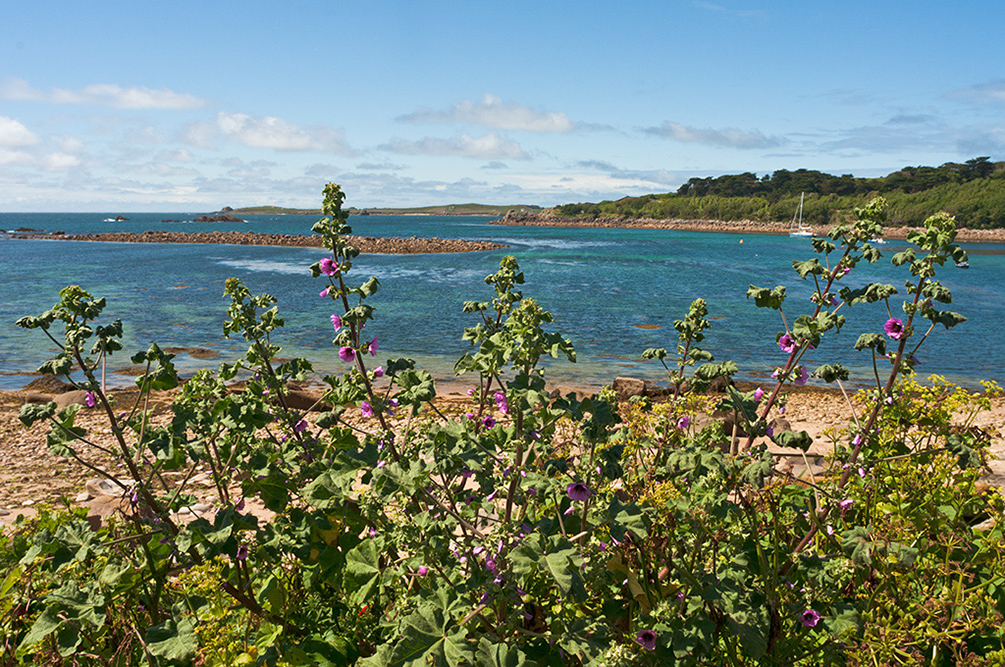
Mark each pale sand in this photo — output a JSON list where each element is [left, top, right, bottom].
[[1, 378, 1002, 526]]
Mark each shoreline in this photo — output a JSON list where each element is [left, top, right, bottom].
[[7, 230, 508, 254], [491, 210, 1005, 243]]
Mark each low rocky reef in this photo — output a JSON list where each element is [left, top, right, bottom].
[[9, 229, 508, 254]]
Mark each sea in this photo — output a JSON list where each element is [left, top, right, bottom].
[[1, 213, 1003, 392]]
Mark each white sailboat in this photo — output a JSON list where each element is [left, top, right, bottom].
[[789, 193, 813, 237]]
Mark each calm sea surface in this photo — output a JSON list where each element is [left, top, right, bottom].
[[2, 213, 1003, 391]]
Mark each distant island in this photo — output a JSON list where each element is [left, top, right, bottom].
[[535, 157, 1005, 230], [219, 203, 543, 217]]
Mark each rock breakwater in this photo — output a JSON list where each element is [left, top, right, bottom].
[[10, 230, 508, 254]]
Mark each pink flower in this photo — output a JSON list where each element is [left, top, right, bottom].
[[482, 415, 496, 428], [753, 387, 764, 402], [320, 257, 338, 276], [417, 565, 428, 576], [801, 609, 821, 628], [319, 287, 330, 298], [331, 314, 342, 330], [360, 401, 373, 418], [368, 336, 379, 357], [567, 482, 591, 501], [778, 333, 796, 353], [636, 629, 657, 651], [795, 365, 809, 386], [676, 415, 690, 430], [84, 392, 96, 408], [293, 419, 308, 434], [839, 498, 853, 510], [338, 346, 355, 362], [494, 391, 509, 414], [884, 318, 904, 339], [373, 366, 384, 378]]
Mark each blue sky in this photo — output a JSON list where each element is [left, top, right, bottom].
[[1, 0, 1002, 211]]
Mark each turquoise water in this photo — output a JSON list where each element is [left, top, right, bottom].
[[2, 213, 1003, 391]]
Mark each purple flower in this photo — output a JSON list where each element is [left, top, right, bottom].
[[778, 333, 796, 353], [494, 391, 509, 414], [676, 415, 690, 430], [368, 336, 379, 356], [338, 346, 355, 362], [373, 366, 384, 378], [331, 313, 342, 330], [753, 387, 764, 402], [842, 266, 851, 275], [636, 629, 657, 651], [417, 565, 428, 576], [482, 415, 496, 428], [566, 482, 591, 501], [236, 544, 249, 561], [360, 401, 374, 418], [801, 609, 821, 628], [320, 257, 338, 276], [839, 498, 853, 510], [884, 318, 904, 340], [84, 391, 96, 408], [293, 419, 308, 434], [319, 287, 330, 298], [235, 497, 245, 511], [795, 365, 809, 386], [376, 460, 386, 469], [766, 424, 775, 437]]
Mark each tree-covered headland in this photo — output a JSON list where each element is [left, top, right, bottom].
[[556, 157, 1005, 229]]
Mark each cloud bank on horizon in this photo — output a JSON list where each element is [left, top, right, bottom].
[[0, 1, 1002, 211]]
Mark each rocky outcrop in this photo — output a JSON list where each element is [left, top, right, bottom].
[[11, 230, 508, 254], [192, 214, 245, 223]]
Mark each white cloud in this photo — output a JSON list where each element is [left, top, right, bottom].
[[382, 132, 529, 160], [399, 94, 575, 132], [643, 121, 784, 149], [692, 2, 764, 18], [0, 116, 39, 147], [39, 152, 81, 170], [1, 77, 204, 109], [948, 80, 1005, 106], [180, 121, 218, 149], [215, 112, 355, 154]]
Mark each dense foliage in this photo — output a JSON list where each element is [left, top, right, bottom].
[[555, 158, 1005, 228], [3, 187, 1004, 665]]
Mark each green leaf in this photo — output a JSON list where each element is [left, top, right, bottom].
[[345, 540, 381, 606], [476, 638, 528, 667], [145, 615, 198, 663], [772, 430, 813, 452], [746, 285, 786, 310], [853, 333, 886, 355], [740, 451, 775, 488], [812, 363, 849, 383], [368, 603, 472, 667], [840, 526, 873, 567], [18, 401, 56, 427], [607, 496, 648, 542], [946, 433, 982, 469]]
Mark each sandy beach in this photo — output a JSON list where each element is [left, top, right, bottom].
[[2, 375, 1002, 527], [491, 209, 1005, 243]]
